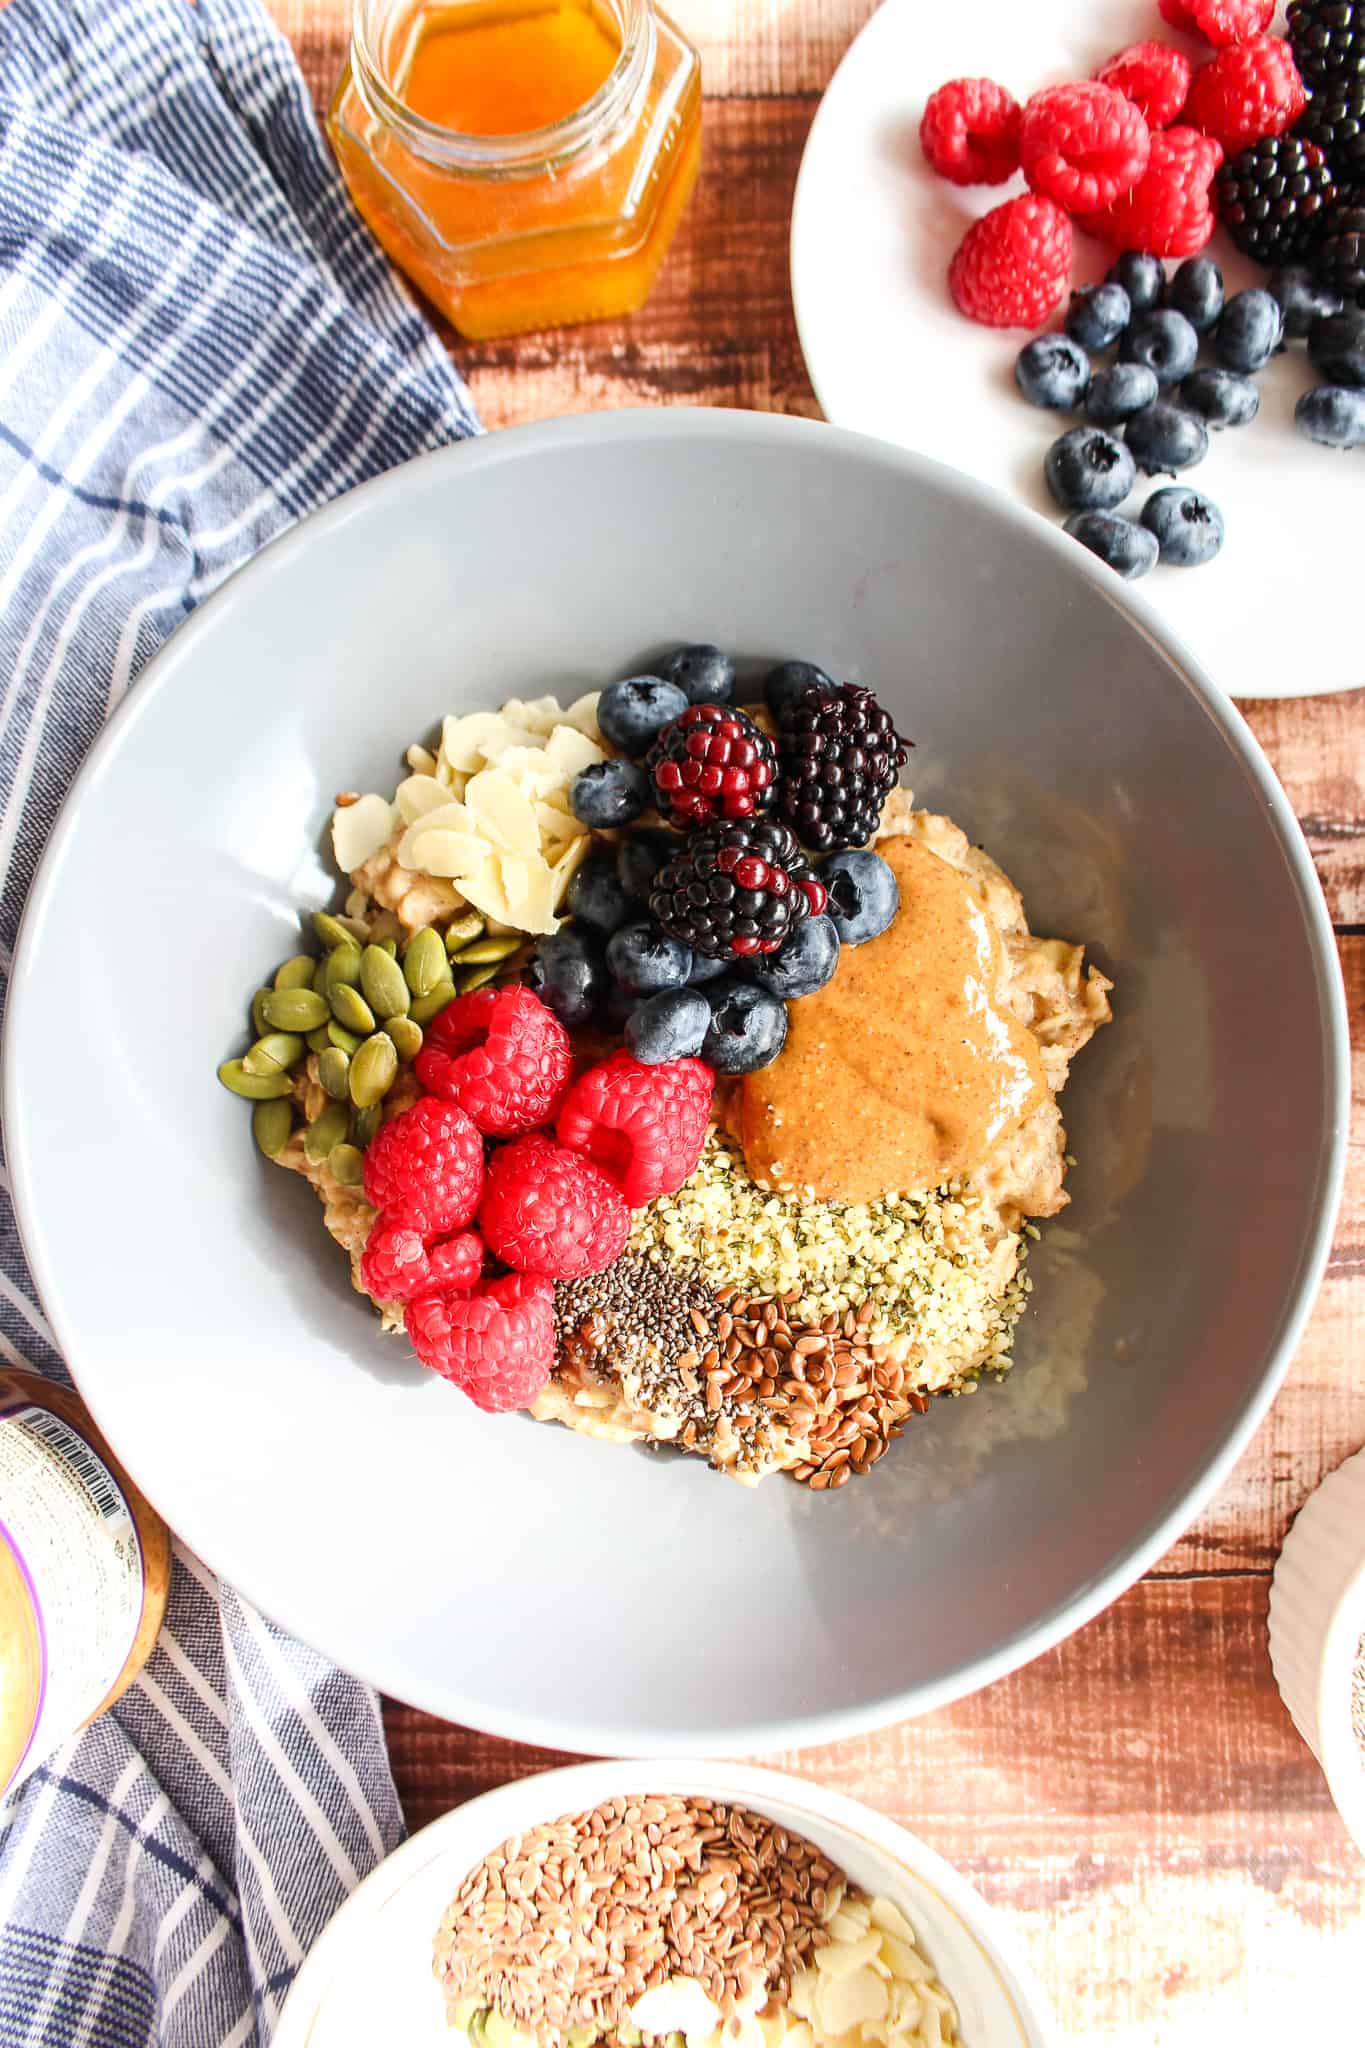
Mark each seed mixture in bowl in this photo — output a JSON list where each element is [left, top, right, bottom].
[[432, 1796, 959, 2048], [217, 649, 1112, 1487]]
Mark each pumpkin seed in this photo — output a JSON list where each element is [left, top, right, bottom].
[[242, 1032, 305, 1077], [457, 961, 500, 994], [252, 1098, 293, 1158], [307, 1025, 333, 1053], [402, 926, 446, 998], [328, 1142, 365, 1186], [361, 943, 410, 1020], [273, 953, 315, 991], [410, 979, 456, 1023], [327, 1021, 362, 1054], [250, 987, 273, 1036], [567, 2028, 598, 2048], [329, 982, 376, 1033], [311, 910, 356, 951], [218, 1059, 294, 1101], [325, 940, 363, 991], [262, 987, 331, 1032], [311, 958, 329, 995], [352, 1102, 383, 1148], [350, 1032, 398, 1107], [388, 1015, 423, 1063], [444, 913, 485, 953], [316, 1047, 351, 1100], [455, 934, 522, 966], [305, 1101, 350, 1161]]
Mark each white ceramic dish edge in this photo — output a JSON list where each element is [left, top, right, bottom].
[[1268, 1446, 1365, 1855], [274, 1760, 1058, 2048]]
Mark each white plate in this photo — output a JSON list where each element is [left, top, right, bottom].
[[791, 0, 1360, 699], [274, 1761, 1056, 2048]]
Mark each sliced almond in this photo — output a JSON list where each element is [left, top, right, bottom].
[[453, 856, 515, 928], [499, 694, 563, 736], [394, 773, 454, 826], [409, 828, 490, 879], [465, 768, 541, 857], [545, 722, 607, 778], [332, 793, 394, 876], [548, 833, 593, 908], [868, 1899, 915, 1946], [405, 743, 438, 775], [876, 1936, 927, 1984], [500, 853, 558, 935], [397, 803, 474, 869], [496, 746, 569, 799], [816, 1934, 881, 1981], [815, 1968, 888, 2036], [439, 711, 534, 775], [627, 1979, 721, 2043], [563, 690, 604, 740]]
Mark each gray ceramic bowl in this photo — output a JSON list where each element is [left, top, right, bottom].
[[5, 411, 1348, 1754]]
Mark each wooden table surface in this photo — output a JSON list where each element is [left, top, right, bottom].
[[277, 3, 1365, 2038]]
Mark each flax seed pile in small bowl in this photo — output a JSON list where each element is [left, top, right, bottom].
[[272, 1765, 1056, 2048]]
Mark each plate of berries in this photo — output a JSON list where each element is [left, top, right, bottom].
[[791, 0, 1365, 696]]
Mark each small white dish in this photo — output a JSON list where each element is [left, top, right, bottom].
[[790, 0, 1358, 699], [1268, 1447, 1365, 1855], [273, 1760, 1056, 2048]]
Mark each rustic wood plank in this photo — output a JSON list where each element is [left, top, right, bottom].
[[1240, 694, 1365, 930]]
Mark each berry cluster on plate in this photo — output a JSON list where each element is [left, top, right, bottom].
[[920, 0, 1365, 574], [526, 647, 911, 1077]]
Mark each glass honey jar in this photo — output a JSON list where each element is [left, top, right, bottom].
[[328, 0, 703, 341]]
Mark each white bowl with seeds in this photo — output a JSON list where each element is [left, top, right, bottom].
[[274, 1763, 1055, 2048], [1269, 1447, 1365, 1858]]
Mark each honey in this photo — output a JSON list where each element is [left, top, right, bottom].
[[328, 0, 702, 340]]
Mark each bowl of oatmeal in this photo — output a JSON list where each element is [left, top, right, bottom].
[[3, 409, 1348, 1749], [274, 1761, 1055, 2047]]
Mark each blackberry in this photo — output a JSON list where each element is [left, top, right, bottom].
[[646, 704, 776, 829], [1315, 193, 1365, 303], [1296, 80, 1365, 184], [649, 819, 828, 961], [1215, 136, 1337, 264], [774, 682, 911, 853], [1287, 0, 1365, 89]]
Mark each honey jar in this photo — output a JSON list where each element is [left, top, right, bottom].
[[0, 1372, 170, 1801], [328, 0, 703, 341]]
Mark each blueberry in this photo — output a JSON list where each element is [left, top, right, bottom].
[[1307, 310, 1365, 388], [625, 987, 712, 1063], [765, 659, 833, 721], [1140, 488, 1225, 566], [617, 827, 680, 903], [1295, 384, 1365, 448], [567, 847, 634, 933], [523, 929, 606, 1028], [1125, 402, 1209, 476], [1167, 256, 1224, 334], [821, 850, 899, 945], [1269, 264, 1343, 341], [686, 950, 729, 987], [596, 675, 689, 756], [741, 915, 841, 1000], [1063, 511, 1159, 581], [1084, 362, 1160, 425], [660, 643, 736, 705], [1180, 366, 1260, 428], [1065, 283, 1131, 352], [1106, 250, 1165, 313], [1015, 334, 1092, 409], [1043, 427, 1136, 512], [702, 980, 788, 1075], [1120, 309, 1199, 388], [570, 758, 651, 829], [606, 919, 693, 995], [1214, 289, 1283, 373]]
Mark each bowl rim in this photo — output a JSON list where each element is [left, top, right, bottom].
[[3, 406, 1351, 1752], [272, 1757, 1058, 2047]]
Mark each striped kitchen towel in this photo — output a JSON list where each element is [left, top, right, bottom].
[[0, 0, 479, 2040]]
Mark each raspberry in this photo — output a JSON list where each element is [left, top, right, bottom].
[[478, 1134, 630, 1279], [1185, 37, 1307, 155], [1020, 83, 1151, 213], [947, 194, 1073, 327], [646, 705, 776, 829], [557, 1050, 712, 1207], [1163, 0, 1275, 43], [920, 77, 1022, 186], [361, 1097, 484, 1238], [360, 1217, 484, 1303], [415, 985, 572, 1138], [406, 1272, 554, 1414], [1094, 43, 1192, 128], [1082, 127, 1224, 257]]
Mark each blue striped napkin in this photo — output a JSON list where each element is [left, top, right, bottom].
[[0, 0, 480, 2038]]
